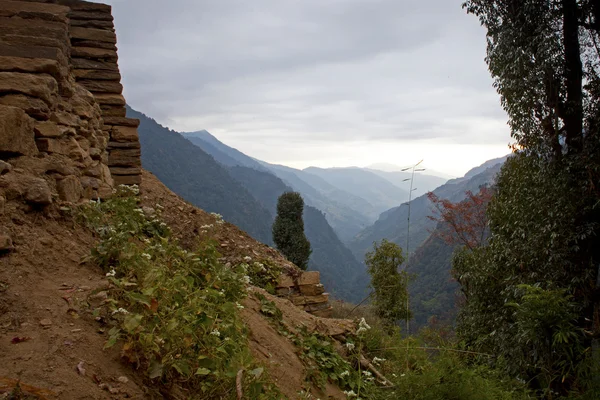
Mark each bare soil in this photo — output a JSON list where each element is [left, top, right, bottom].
[[0, 170, 354, 399]]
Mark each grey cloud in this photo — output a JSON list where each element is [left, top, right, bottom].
[[104, 0, 510, 159]]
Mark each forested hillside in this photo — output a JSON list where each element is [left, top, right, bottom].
[[127, 106, 274, 245]]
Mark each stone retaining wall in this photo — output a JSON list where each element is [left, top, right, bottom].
[[276, 271, 333, 318], [0, 0, 140, 209]]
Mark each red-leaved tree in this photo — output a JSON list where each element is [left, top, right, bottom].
[[427, 187, 494, 251]]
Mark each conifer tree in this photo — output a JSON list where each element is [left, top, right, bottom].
[[272, 192, 311, 270]]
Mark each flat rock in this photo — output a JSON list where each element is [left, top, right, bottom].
[[70, 39, 116, 50], [0, 55, 63, 78], [68, 1, 112, 12], [36, 137, 86, 161], [74, 69, 120, 81], [68, 10, 113, 21], [34, 121, 62, 138], [0, 17, 68, 42], [0, 94, 50, 120], [57, 175, 82, 203], [69, 19, 114, 29], [0, 33, 68, 54], [110, 166, 141, 176], [0, 0, 69, 23], [103, 117, 139, 127], [0, 234, 14, 252], [0, 104, 37, 156], [50, 111, 80, 127], [82, 80, 122, 93], [112, 174, 141, 186], [110, 125, 138, 142], [0, 43, 67, 65], [25, 177, 52, 205], [0, 71, 58, 105], [277, 271, 321, 288], [39, 318, 52, 327], [0, 160, 12, 174], [99, 105, 125, 117], [94, 93, 125, 106], [107, 141, 140, 149], [72, 57, 118, 72], [70, 27, 116, 44], [71, 46, 117, 62]]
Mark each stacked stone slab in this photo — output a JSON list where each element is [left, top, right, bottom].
[[66, 0, 141, 185], [0, 0, 140, 207], [276, 271, 333, 318]]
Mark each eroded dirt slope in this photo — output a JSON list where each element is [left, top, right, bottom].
[[0, 170, 353, 399]]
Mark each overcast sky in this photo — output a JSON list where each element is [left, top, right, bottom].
[[105, 0, 512, 177]]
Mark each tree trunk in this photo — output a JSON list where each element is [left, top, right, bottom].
[[562, 0, 584, 153]]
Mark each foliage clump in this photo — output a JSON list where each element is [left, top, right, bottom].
[[365, 240, 411, 331], [272, 192, 312, 270], [78, 186, 280, 399]]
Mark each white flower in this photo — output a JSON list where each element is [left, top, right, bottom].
[[134, 208, 144, 214], [141, 253, 151, 260], [357, 318, 371, 334], [340, 370, 350, 377], [210, 329, 220, 337], [243, 256, 252, 262], [345, 342, 355, 351], [254, 262, 266, 271], [359, 318, 371, 330], [200, 224, 214, 229], [236, 302, 245, 310], [112, 307, 129, 315], [240, 275, 251, 285], [343, 390, 357, 398], [105, 269, 116, 277], [362, 370, 372, 377], [372, 357, 386, 366], [159, 222, 167, 227], [218, 289, 225, 297]]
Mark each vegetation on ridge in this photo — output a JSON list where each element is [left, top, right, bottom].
[[77, 185, 280, 398]]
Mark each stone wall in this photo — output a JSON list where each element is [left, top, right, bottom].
[[277, 271, 333, 318], [0, 0, 140, 210]]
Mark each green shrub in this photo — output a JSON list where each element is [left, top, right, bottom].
[[78, 186, 280, 399]]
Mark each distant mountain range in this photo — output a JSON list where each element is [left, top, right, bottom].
[[349, 158, 506, 263]]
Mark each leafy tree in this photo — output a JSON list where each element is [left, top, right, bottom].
[[365, 240, 411, 330], [272, 192, 311, 270], [456, 1, 600, 396], [427, 186, 494, 251]]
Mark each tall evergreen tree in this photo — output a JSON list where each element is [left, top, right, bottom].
[[272, 192, 311, 270]]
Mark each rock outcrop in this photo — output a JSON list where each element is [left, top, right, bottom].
[[0, 0, 141, 209]]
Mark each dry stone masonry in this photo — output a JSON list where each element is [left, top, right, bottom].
[[0, 0, 141, 213], [276, 271, 333, 318]]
